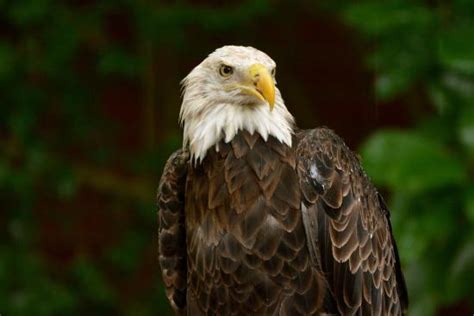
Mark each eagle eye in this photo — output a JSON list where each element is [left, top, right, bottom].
[[219, 64, 234, 77], [271, 67, 276, 77]]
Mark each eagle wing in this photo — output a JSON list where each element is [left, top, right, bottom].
[[157, 149, 189, 315], [296, 128, 408, 315]]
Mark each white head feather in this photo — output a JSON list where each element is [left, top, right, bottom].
[[179, 45, 295, 162]]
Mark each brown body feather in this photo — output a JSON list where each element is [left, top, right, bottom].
[[158, 128, 408, 315]]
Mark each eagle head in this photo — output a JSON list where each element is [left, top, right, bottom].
[[180, 45, 295, 162]]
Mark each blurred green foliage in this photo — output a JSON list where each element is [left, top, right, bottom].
[[0, 0, 473, 315], [0, 1, 272, 315], [333, 0, 474, 315]]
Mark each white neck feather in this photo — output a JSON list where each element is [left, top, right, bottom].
[[180, 90, 294, 162]]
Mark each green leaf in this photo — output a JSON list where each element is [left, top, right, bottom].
[[342, 1, 433, 37], [0, 42, 15, 79], [56, 166, 78, 199], [418, 114, 457, 145], [465, 185, 474, 224], [438, 23, 474, 75], [374, 70, 414, 100], [409, 293, 437, 316], [72, 258, 115, 305], [106, 231, 146, 273], [7, 0, 52, 26], [42, 13, 80, 77], [361, 130, 467, 193], [447, 236, 474, 302], [427, 83, 451, 114], [98, 49, 143, 77], [458, 101, 474, 157], [364, 28, 434, 100], [391, 190, 460, 263]]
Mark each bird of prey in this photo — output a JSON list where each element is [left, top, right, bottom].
[[157, 46, 408, 315]]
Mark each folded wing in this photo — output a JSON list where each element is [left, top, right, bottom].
[[157, 149, 189, 315], [296, 128, 408, 315]]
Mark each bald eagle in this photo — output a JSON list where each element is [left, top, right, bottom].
[[157, 46, 408, 315]]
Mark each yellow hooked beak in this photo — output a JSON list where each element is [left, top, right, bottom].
[[238, 63, 275, 110]]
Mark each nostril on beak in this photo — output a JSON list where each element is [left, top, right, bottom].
[[252, 74, 260, 86]]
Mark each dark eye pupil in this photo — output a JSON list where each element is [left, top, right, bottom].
[[224, 66, 231, 74]]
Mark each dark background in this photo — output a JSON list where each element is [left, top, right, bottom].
[[1, 1, 473, 315]]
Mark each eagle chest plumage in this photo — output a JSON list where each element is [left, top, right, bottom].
[[185, 131, 324, 315]]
